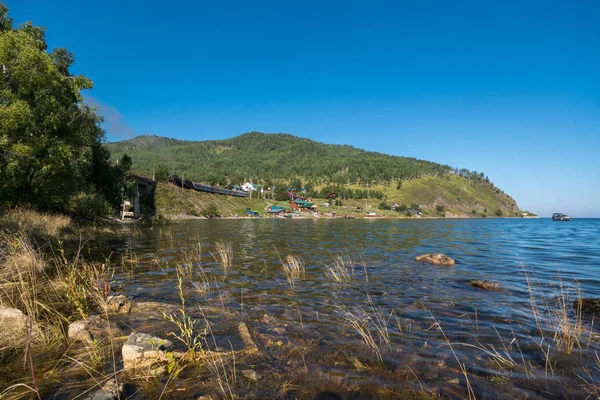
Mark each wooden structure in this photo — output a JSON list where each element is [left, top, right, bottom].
[[290, 199, 317, 211]]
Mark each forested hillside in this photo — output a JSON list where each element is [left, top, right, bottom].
[[108, 132, 451, 184], [107, 132, 520, 217]]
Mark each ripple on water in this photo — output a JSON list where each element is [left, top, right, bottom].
[[113, 218, 600, 398]]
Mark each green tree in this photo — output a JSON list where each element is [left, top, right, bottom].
[[0, 4, 128, 213], [378, 202, 391, 210], [202, 204, 219, 218], [155, 164, 170, 182]]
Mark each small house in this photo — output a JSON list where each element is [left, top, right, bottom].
[[290, 199, 317, 212], [267, 205, 287, 215], [242, 182, 259, 192]]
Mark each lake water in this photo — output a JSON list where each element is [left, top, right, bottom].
[[117, 218, 600, 399]]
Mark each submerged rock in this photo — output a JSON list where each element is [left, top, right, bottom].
[[415, 253, 456, 266], [105, 295, 133, 314], [68, 316, 122, 345], [467, 280, 501, 291], [88, 377, 123, 400], [131, 301, 180, 314], [238, 322, 259, 354], [242, 369, 261, 381], [122, 332, 173, 369], [574, 298, 600, 314]]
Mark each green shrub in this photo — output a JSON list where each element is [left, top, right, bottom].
[[378, 202, 391, 211], [70, 192, 112, 220], [202, 204, 220, 218], [495, 209, 504, 217], [436, 205, 445, 213]]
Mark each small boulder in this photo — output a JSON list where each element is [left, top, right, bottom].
[[0, 307, 28, 345], [122, 332, 173, 369], [0, 306, 27, 331], [574, 298, 600, 314], [415, 254, 456, 266], [68, 316, 122, 345], [467, 280, 501, 291], [105, 295, 133, 314]]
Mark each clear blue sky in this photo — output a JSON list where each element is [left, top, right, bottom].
[[6, 0, 600, 217]]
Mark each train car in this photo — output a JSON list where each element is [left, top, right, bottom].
[[169, 176, 249, 198]]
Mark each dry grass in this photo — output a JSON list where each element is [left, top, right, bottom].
[[338, 295, 392, 364], [0, 232, 65, 352], [326, 252, 354, 283], [211, 240, 232, 269], [0, 210, 121, 385], [523, 267, 588, 357], [280, 253, 305, 291], [427, 312, 476, 400], [0, 208, 71, 239]]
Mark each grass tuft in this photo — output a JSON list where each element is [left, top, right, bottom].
[[211, 240, 232, 269], [280, 253, 305, 291]]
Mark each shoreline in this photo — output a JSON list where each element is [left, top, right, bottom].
[[165, 213, 539, 221]]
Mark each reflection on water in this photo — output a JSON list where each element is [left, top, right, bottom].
[[117, 218, 600, 398]]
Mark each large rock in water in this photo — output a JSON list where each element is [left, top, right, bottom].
[[415, 253, 456, 266], [574, 298, 600, 314], [122, 332, 173, 369]]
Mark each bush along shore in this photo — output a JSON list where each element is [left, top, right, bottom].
[[1, 209, 599, 399]]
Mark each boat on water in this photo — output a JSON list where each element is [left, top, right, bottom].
[[552, 213, 571, 221]]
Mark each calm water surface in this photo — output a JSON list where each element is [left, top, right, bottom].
[[117, 218, 600, 399]]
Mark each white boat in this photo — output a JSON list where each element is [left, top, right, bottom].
[[552, 213, 571, 221]]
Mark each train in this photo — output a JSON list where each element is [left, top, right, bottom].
[[168, 175, 249, 198]]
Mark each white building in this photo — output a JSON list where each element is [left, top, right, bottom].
[[242, 182, 259, 192]]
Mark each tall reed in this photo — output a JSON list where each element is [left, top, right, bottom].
[[338, 295, 392, 363], [326, 253, 354, 283], [280, 254, 305, 291], [211, 240, 232, 269]]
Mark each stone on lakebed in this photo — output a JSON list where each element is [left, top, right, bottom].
[[574, 298, 600, 314], [104, 295, 133, 314], [415, 253, 456, 266], [467, 280, 501, 291], [68, 316, 122, 345], [122, 332, 173, 369]]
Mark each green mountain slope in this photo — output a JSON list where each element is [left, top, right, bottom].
[[107, 132, 449, 183], [106, 132, 520, 217]]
